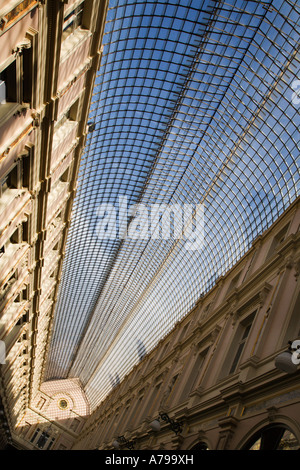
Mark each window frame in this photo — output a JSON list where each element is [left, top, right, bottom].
[[218, 309, 257, 380], [59, 1, 93, 65], [62, 1, 85, 42], [0, 146, 33, 199], [229, 317, 254, 375], [0, 30, 36, 127], [0, 54, 24, 125], [228, 310, 257, 376]]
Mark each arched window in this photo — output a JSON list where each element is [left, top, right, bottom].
[[190, 441, 209, 450], [243, 425, 299, 450]]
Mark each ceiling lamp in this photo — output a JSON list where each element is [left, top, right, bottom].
[[275, 340, 300, 374]]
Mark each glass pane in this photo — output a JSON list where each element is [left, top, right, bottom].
[[278, 430, 299, 450], [249, 438, 261, 450], [44, 0, 300, 409]]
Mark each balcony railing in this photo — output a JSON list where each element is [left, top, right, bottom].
[[0, 190, 31, 231], [46, 182, 69, 224], [0, 299, 28, 340], [51, 119, 78, 169]]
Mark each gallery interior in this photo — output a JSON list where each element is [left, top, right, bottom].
[[0, 0, 299, 450]]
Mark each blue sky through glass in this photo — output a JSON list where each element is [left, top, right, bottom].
[[45, 0, 300, 408]]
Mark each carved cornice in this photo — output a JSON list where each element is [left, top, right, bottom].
[[12, 38, 31, 55], [229, 282, 272, 326], [267, 405, 279, 422]]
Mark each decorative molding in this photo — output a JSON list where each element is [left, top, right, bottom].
[[294, 257, 300, 280], [31, 113, 41, 128], [267, 406, 278, 422], [229, 301, 238, 326], [258, 282, 272, 306], [243, 390, 300, 416], [0, 1, 38, 33], [210, 324, 221, 343], [12, 38, 31, 56], [0, 17, 8, 29], [217, 415, 238, 450]]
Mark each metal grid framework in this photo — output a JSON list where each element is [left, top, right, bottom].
[[45, 0, 300, 409]]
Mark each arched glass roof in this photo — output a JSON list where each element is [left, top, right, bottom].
[[45, 0, 300, 409]]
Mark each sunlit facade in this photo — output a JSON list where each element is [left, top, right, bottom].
[[0, 0, 108, 449], [0, 0, 299, 451]]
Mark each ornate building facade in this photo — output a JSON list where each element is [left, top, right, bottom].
[[73, 199, 300, 451], [0, 0, 108, 449]]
